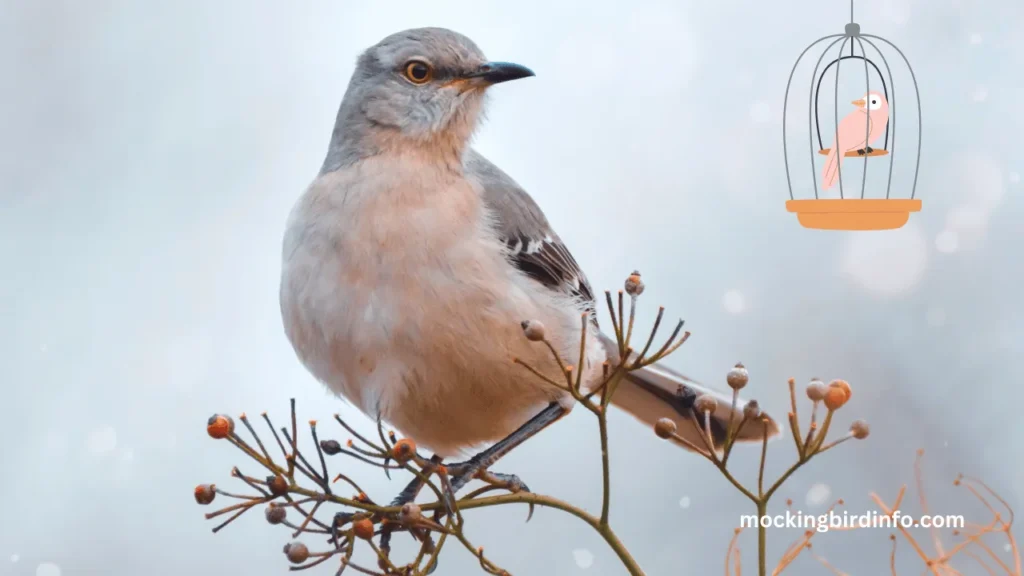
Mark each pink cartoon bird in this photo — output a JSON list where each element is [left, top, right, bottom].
[[821, 91, 889, 191]]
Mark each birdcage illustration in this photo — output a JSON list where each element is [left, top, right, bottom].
[[782, 1, 922, 230]]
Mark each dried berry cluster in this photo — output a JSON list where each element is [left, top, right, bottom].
[[651, 356, 869, 576], [195, 402, 534, 574]]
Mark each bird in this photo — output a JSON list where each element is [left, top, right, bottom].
[[821, 91, 890, 191], [279, 27, 777, 496]]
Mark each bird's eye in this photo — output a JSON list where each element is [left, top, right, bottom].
[[404, 61, 433, 84]]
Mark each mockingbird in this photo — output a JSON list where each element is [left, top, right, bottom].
[[280, 27, 776, 497]]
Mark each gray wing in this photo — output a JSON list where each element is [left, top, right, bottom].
[[464, 149, 598, 324]]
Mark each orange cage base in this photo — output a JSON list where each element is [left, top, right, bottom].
[[786, 199, 922, 231]]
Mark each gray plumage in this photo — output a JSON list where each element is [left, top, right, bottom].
[[465, 150, 598, 320], [321, 28, 490, 174]]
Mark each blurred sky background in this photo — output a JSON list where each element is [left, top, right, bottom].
[[2, 0, 1023, 574]]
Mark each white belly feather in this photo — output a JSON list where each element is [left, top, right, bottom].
[[279, 157, 604, 456]]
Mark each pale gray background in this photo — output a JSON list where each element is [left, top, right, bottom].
[[2, 0, 1022, 574]]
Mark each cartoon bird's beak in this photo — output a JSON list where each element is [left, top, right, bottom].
[[463, 62, 535, 85], [851, 99, 867, 107]]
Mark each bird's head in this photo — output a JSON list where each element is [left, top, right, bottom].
[[323, 28, 533, 171], [851, 91, 888, 114]]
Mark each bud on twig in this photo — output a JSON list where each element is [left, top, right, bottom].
[[399, 502, 423, 524], [320, 439, 342, 455], [743, 399, 761, 420], [194, 483, 216, 505], [806, 379, 827, 402], [521, 320, 547, 342], [654, 418, 677, 439], [695, 395, 718, 415], [284, 542, 309, 564], [206, 414, 234, 439], [266, 503, 287, 525], [726, 363, 749, 390], [267, 475, 289, 497], [850, 420, 870, 439], [624, 271, 645, 297]]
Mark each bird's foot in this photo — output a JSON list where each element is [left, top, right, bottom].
[[856, 148, 867, 155], [331, 511, 355, 546], [446, 462, 535, 521], [866, 146, 874, 153], [444, 459, 483, 493], [371, 460, 454, 574], [386, 458, 458, 519]]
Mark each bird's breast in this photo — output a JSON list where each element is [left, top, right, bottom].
[[280, 165, 515, 403]]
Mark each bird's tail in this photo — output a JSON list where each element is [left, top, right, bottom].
[[821, 148, 841, 191], [598, 335, 778, 453]]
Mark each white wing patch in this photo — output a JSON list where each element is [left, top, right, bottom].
[[502, 231, 598, 324]]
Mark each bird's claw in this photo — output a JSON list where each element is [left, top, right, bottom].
[[450, 465, 535, 522], [479, 471, 535, 522], [479, 471, 530, 494]]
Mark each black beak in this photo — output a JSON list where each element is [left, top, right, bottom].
[[464, 61, 535, 85]]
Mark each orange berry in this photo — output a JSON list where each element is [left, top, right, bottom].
[[390, 438, 417, 464], [823, 386, 848, 411], [829, 379, 851, 401], [206, 414, 234, 439], [352, 517, 375, 540]]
